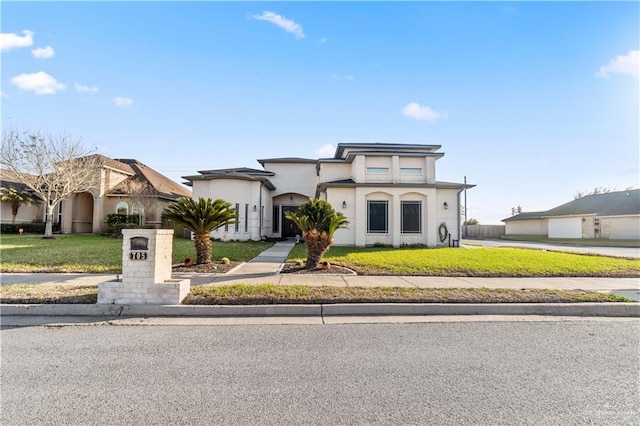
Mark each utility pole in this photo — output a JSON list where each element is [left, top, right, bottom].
[[464, 175, 468, 238]]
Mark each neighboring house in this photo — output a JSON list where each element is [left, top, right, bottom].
[[184, 143, 473, 247], [503, 189, 640, 240], [0, 169, 43, 224], [0, 157, 191, 234]]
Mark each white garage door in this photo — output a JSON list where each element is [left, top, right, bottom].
[[548, 217, 583, 238]]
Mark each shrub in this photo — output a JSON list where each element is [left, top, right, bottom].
[[0, 222, 46, 234], [104, 213, 141, 237]]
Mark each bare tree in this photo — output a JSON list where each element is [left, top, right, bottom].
[[0, 129, 104, 238], [574, 186, 617, 200], [118, 177, 159, 226]]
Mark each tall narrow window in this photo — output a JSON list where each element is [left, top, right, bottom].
[[273, 206, 280, 233], [235, 203, 240, 232], [401, 201, 422, 234], [367, 201, 388, 233], [245, 204, 249, 232]]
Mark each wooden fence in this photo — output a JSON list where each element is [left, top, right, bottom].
[[462, 224, 505, 239]]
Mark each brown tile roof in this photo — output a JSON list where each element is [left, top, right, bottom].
[[0, 169, 36, 192], [109, 159, 191, 200]]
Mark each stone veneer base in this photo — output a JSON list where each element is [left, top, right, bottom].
[[97, 279, 191, 305]]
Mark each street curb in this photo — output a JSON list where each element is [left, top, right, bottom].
[[1, 303, 638, 317]]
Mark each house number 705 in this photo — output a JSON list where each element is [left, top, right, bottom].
[[129, 252, 148, 260]]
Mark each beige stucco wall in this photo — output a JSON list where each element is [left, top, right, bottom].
[[325, 186, 451, 247], [505, 219, 548, 235], [364, 156, 393, 183], [192, 178, 265, 241], [318, 161, 351, 183], [0, 201, 42, 224], [601, 216, 640, 239], [435, 188, 462, 243], [262, 162, 317, 199]]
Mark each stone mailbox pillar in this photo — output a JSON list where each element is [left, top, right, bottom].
[[98, 229, 190, 305]]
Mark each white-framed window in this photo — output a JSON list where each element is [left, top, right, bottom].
[[366, 167, 389, 174], [401, 201, 422, 234], [400, 167, 422, 175], [132, 202, 144, 216], [367, 200, 388, 233], [116, 201, 128, 215]]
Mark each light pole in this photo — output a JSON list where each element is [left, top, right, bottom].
[[464, 175, 468, 238]]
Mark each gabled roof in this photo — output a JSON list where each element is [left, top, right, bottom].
[[0, 169, 38, 193], [109, 159, 191, 200], [543, 189, 640, 217], [502, 211, 547, 222], [502, 189, 640, 222], [93, 154, 136, 175]]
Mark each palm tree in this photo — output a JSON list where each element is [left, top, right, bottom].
[[163, 197, 238, 265], [284, 199, 348, 269], [0, 187, 41, 224]]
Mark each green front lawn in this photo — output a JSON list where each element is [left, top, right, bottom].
[[0, 283, 629, 305], [288, 244, 640, 277], [0, 234, 273, 273]]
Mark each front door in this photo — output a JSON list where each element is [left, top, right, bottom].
[[281, 206, 300, 238]]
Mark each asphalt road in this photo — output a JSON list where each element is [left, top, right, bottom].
[[2, 320, 639, 425], [462, 238, 640, 258]]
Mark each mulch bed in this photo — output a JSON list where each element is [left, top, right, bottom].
[[172, 261, 241, 274], [279, 262, 356, 275]]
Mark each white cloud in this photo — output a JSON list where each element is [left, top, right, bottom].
[[252, 11, 305, 39], [31, 46, 55, 59], [402, 102, 446, 121], [10, 71, 66, 95], [74, 83, 99, 94], [331, 75, 354, 81], [114, 97, 134, 108], [315, 143, 335, 157], [0, 30, 34, 51], [596, 50, 639, 79]]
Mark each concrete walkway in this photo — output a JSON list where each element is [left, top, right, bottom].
[[225, 240, 295, 276]]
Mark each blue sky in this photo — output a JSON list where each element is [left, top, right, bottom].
[[2, 1, 638, 224]]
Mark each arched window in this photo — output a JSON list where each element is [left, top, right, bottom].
[[132, 202, 144, 218], [116, 201, 128, 215]]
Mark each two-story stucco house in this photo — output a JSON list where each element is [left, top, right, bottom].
[[184, 143, 473, 247]]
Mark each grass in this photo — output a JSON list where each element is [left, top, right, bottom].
[[0, 234, 273, 273], [0, 283, 630, 305], [0, 284, 98, 304], [499, 235, 640, 248], [288, 244, 640, 277]]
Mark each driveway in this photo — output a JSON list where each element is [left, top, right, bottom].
[[462, 239, 640, 259]]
